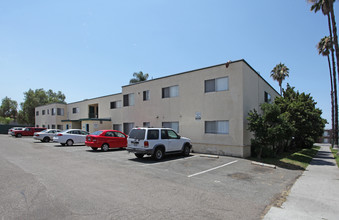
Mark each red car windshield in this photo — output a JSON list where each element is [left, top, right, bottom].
[[90, 130, 103, 136]]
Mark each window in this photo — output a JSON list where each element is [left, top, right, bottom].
[[57, 125, 63, 130], [36, 111, 39, 116], [47, 109, 49, 115], [162, 122, 179, 133], [57, 108, 64, 116], [51, 124, 56, 129], [264, 92, 272, 103], [72, 107, 80, 114], [105, 131, 114, 137], [114, 132, 126, 138], [143, 122, 150, 128], [113, 124, 122, 131], [205, 77, 229, 93], [147, 130, 159, 140], [162, 85, 179, 98], [205, 121, 229, 134], [123, 94, 135, 106], [110, 100, 122, 109], [51, 108, 56, 115], [161, 129, 179, 139], [123, 123, 135, 135], [143, 90, 150, 101], [42, 110, 45, 115]]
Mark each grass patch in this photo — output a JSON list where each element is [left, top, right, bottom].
[[250, 146, 320, 170], [330, 147, 339, 168]]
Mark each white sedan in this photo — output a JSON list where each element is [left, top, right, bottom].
[[53, 129, 89, 146], [33, 129, 61, 142]]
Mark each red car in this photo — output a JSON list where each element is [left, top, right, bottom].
[[12, 127, 46, 137], [85, 130, 128, 151]]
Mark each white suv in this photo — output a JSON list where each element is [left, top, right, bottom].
[[126, 128, 192, 160]]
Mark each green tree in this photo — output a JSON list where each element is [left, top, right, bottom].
[[270, 63, 289, 95], [18, 89, 66, 125], [275, 85, 326, 148], [129, 71, 149, 84], [309, 0, 339, 145], [248, 103, 294, 158], [317, 36, 337, 145], [0, 96, 18, 119]]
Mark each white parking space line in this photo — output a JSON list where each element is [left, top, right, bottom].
[[187, 160, 238, 178], [140, 155, 199, 166]]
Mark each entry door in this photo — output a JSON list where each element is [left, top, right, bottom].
[[86, 124, 89, 132]]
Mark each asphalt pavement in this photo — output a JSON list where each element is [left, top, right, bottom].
[[264, 144, 339, 220]]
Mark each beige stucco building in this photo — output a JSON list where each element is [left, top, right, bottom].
[[35, 59, 279, 158]]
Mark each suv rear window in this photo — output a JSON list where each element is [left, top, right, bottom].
[[129, 129, 146, 140], [147, 130, 159, 140]]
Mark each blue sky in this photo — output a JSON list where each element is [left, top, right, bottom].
[[0, 1, 336, 128]]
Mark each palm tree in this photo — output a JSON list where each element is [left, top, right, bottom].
[[309, 0, 339, 145], [318, 36, 335, 145], [129, 71, 149, 84], [270, 63, 289, 95]]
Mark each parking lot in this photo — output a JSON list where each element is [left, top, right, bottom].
[[0, 135, 302, 219]]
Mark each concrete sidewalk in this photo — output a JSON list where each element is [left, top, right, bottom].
[[264, 144, 339, 220]]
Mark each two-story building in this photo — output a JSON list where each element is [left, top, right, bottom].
[[35, 59, 279, 157]]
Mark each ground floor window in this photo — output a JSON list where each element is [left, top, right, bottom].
[[51, 124, 56, 129], [123, 123, 134, 135], [113, 124, 122, 131], [57, 125, 63, 130], [162, 122, 179, 133], [205, 120, 229, 134], [143, 122, 150, 128]]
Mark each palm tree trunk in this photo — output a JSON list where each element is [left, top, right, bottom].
[[329, 3, 339, 145], [327, 55, 335, 145]]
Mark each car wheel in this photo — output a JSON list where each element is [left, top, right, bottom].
[[91, 147, 98, 151], [43, 137, 50, 142], [101, 144, 109, 152], [153, 148, 164, 161], [66, 139, 74, 146], [16, 134, 22, 138], [183, 144, 190, 157], [135, 153, 144, 159]]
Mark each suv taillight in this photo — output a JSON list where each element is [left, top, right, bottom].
[[144, 141, 149, 148]]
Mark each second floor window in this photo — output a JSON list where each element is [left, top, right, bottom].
[[143, 90, 150, 101], [264, 92, 272, 103], [123, 94, 135, 107], [57, 108, 64, 116], [162, 85, 179, 98], [110, 100, 122, 109], [72, 107, 80, 114], [42, 110, 45, 115], [205, 77, 229, 93]]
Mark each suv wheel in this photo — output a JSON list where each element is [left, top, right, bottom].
[[183, 145, 190, 157], [153, 148, 164, 161], [101, 144, 109, 152], [16, 133, 22, 138]]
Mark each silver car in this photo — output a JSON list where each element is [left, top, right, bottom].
[[33, 129, 61, 142], [53, 129, 89, 146]]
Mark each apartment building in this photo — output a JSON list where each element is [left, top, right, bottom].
[[35, 59, 279, 157]]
